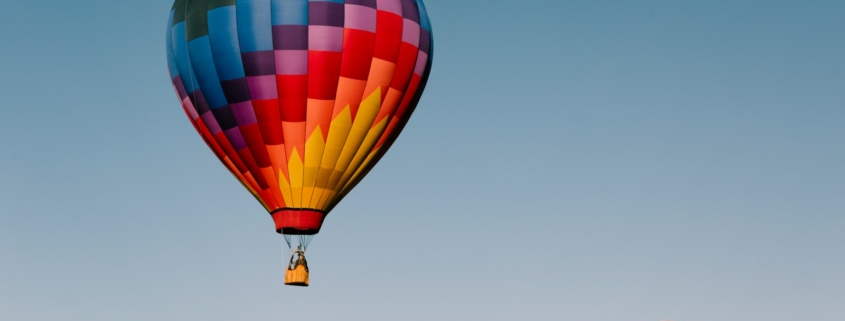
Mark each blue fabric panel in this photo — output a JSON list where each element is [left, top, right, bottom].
[[173, 22, 199, 94], [166, 10, 180, 78], [188, 36, 230, 109], [208, 6, 246, 81], [237, 0, 274, 52], [272, 0, 308, 25]]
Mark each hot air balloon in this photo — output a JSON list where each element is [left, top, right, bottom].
[[165, 0, 433, 286]]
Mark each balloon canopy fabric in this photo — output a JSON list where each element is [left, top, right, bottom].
[[166, 0, 433, 235]]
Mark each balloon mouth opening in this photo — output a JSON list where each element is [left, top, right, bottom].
[[278, 228, 319, 235], [271, 208, 326, 235]]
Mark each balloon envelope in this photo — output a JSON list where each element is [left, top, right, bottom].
[[166, 0, 433, 234]]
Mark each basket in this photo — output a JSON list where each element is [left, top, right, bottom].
[[285, 264, 309, 286]]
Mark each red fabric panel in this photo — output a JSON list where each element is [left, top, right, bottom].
[[240, 123, 272, 168], [340, 29, 377, 80], [307, 51, 343, 100], [259, 189, 279, 209], [194, 118, 227, 162], [272, 209, 327, 234], [374, 74, 421, 150], [394, 73, 422, 121], [277, 75, 308, 122], [373, 11, 403, 62], [390, 42, 419, 91], [236, 148, 269, 189], [253, 99, 285, 145]]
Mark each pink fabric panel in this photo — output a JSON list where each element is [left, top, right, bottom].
[[376, 0, 402, 16], [402, 18, 420, 46], [275, 50, 308, 75], [414, 51, 428, 75], [345, 4, 377, 32], [308, 26, 344, 52]]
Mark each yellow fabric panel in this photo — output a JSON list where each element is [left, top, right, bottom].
[[309, 106, 353, 208], [317, 89, 383, 209], [302, 125, 326, 206], [338, 146, 381, 200], [320, 106, 353, 168], [336, 116, 389, 191], [319, 190, 338, 211], [277, 168, 293, 206], [330, 88, 382, 175], [287, 147, 304, 208], [316, 169, 346, 209], [307, 187, 329, 208]]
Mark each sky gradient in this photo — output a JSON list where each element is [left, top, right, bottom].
[[1, 1, 843, 320]]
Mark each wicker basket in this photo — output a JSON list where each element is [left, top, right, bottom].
[[285, 264, 309, 286]]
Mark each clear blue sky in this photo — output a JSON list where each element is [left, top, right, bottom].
[[1, 1, 843, 320]]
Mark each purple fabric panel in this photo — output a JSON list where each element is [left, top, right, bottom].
[[401, 18, 420, 46], [308, 26, 343, 52], [247, 75, 279, 100], [344, 4, 376, 32], [400, 0, 420, 22], [273, 25, 308, 50], [221, 78, 252, 103], [192, 90, 211, 115], [230, 101, 258, 126], [345, 0, 377, 8], [241, 51, 276, 76], [309, 2, 344, 27], [414, 51, 428, 75], [200, 111, 223, 135], [275, 50, 308, 75], [224, 127, 249, 151], [419, 28, 431, 54], [376, 0, 402, 15], [172, 75, 189, 99]]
